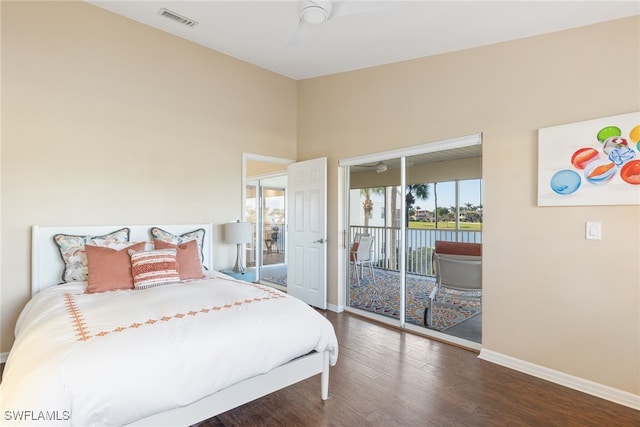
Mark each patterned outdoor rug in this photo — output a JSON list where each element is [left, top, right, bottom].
[[259, 265, 480, 332], [349, 269, 481, 331]]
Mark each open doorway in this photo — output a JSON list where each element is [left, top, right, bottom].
[[244, 155, 293, 290]]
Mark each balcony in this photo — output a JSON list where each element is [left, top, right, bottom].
[[349, 225, 482, 276], [348, 225, 482, 344]]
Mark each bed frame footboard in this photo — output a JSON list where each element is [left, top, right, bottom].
[[127, 350, 330, 426]]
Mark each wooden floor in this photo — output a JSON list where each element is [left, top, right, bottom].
[[199, 311, 639, 427], [1, 312, 638, 426]]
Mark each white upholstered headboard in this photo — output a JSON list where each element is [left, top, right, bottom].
[[31, 224, 213, 296]]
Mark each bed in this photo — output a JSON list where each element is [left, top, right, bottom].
[[0, 224, 338, 426]]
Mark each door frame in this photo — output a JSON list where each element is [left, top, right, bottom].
[[242, 153, 294, 282]]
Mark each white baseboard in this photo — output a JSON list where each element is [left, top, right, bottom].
[[327, 303, 344, 313], [1, 352, 8, 363], [478, 349, 640, 410]]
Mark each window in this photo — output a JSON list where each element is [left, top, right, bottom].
[[414, 179, 482, 230]]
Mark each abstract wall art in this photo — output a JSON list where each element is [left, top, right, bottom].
[[538, 111, 640, 206]]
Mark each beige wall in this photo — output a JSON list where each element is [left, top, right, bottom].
[[298, 17, 640, 395], [1, 1, 297, 351], [2, 0, 639, 400], [246, 159, 289, 177]]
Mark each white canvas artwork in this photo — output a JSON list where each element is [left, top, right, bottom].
[[538, 111, 640, 206]]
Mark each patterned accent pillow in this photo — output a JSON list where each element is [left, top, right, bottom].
[[129, 248, 180, 290], [53, 228, 130, 283], [150, 227, 206, 266]]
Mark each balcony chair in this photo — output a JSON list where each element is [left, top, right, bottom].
[[349, 232, 370, 262], [350, 235, 375, 285], [425, 241, 482, 327]]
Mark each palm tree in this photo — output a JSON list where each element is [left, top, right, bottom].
[[436, 207, 450, 227], [433, 182, 438, 225], [405, 184, 430, 226], [361, 187, 385, 230]]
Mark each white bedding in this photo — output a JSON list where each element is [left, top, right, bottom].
[[0, 271, 338, 426]]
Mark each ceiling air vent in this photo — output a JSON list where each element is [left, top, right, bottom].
[[158, 8, 198, 27]]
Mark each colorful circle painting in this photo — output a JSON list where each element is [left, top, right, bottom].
[[597, 126, 621, 142], [542, 113, 640, 204], [571, 147, 599, 169], [550, 170, 581, 195], [620, 160, 640, 185], [584, 162, 616, 185], [608, 146, 636, 166], [602, 136, 629, 154], [629, 125, 640, 143]]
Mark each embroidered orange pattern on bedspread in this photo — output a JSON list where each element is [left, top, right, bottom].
[[64, 293, 89, 341], [63, 285, 285, 341]]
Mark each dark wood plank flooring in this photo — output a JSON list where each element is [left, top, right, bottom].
[[1, 312, 638, 426], [199, 311, 639, 427]]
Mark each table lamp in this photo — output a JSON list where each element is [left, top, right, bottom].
[[224, 221, 252, 273]]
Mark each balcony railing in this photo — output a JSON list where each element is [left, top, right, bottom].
[[349, 225, 482, 277]]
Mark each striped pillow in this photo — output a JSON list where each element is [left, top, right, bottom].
[[128, 248, 180, 290]]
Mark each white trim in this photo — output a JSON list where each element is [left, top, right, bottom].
[[338, 133, 482, 167], [1, 352, 8, 363], [242, 153, 295, 165], [327, 303, 344, 313], [478, 349, 640, 410]]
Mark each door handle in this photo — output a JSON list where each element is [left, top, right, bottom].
[[313, 238, 326, 244]]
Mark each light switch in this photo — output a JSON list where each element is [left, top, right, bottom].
[[585, 222, 601, 240]]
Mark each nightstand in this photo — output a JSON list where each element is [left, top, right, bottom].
[[220, 269, 256, 283]]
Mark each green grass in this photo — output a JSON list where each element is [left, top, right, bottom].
[[409, 221, 482, 231]]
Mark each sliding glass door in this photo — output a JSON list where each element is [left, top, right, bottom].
[[341, 135, 483, 348], [347, 161, 401, 322]]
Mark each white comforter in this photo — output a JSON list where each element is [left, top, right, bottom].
[[0, 272, 338, 426]]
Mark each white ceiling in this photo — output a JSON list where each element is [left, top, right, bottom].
[[87, 1, 639, 80]]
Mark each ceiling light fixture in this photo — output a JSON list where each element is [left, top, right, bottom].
[[300, 1, 332, 25], [375, 164, 388, 173]]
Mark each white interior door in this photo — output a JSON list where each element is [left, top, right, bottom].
[[287, 157, 327, 309]]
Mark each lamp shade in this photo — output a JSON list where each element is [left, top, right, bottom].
[[224, 221, 252, 244]]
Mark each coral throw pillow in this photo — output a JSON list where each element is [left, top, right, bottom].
[[434, 241, 482, 256], [85, 242, 146, 293], [349, 243, 359, 262], [154, 239, 204, 280]]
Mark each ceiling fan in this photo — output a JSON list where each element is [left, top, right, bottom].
[[356, 159, 414, 173], [357, 161, 388, 173], [288, 1, 394, 50]]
